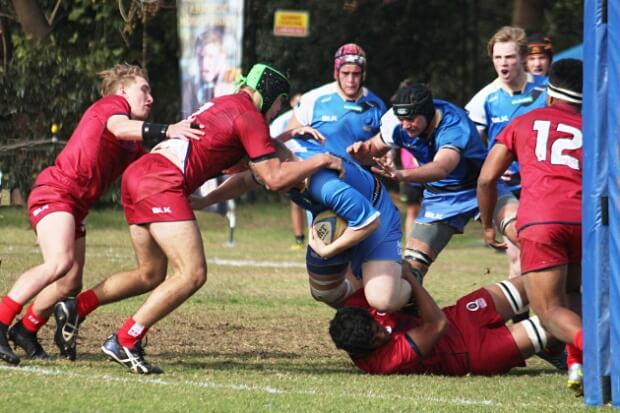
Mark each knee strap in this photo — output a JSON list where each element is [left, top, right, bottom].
[[496, 280, 529, 315], [522, 315, 548, 353], [309, 277, 352, 307], [403, 248, 433, 267], [497, 215, 517, 237]]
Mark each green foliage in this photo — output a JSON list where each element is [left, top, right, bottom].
[[0, 0, 583, 200], [0, 1, 177, 197], [246, 0, 582, 105]]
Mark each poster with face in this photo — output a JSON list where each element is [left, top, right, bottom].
[[178, 0, 243, 118]]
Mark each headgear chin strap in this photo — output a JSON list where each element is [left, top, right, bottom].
[[392, 83, 435, 125]]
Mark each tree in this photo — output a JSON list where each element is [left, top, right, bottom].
[[0, 1, 176, 200], [512, 0, 548, 32], [10, 0, 54, 40], [0, 0, 584, 203]]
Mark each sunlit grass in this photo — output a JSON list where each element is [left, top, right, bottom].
[[0, 203, 591, 412]]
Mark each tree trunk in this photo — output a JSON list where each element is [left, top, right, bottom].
[[11, 0, 52, 40], [512, 0, 546, 32], [0, 16, 13, 70]]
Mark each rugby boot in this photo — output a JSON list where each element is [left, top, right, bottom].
[[54, 298, 82, 360], [134, 336, 147, 358], [536, 348, 568, 372], [0, 323, 19, 365], [101, 334, 162, 375], [8, 320, 50, 359], [567, 363, 584, 396]]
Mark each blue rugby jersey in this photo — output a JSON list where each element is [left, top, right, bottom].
[[465, 73, 547, 149], [292, 82, 386, 160], [379, 100, 486, 227]]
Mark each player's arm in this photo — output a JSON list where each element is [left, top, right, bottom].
[[309, 216, 380, 259], [307, 169, 381, 258], [250, 152, 344, 192], [372, 147, 460, 183], [277, 109, 326, 143], [106, 115, 204, 142], [403, 275, 448, 356], [275, 125, 326, 145], [189, 172, 258, 210], [346, 133, 391, 166], [477, 143, 514, 248]]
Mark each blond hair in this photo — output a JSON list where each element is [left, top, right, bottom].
[[487, 26, 528, 58], [97, 64, 149, 96]]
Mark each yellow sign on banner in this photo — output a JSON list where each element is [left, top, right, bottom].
[[273, 10, 310, 37]]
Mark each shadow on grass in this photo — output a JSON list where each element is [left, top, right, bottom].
[[17, 349, 359, 376]]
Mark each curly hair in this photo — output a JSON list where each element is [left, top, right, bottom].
[[548, 59, 582, 104], [97, 63, 149, 96], [329, 306, 379, 356]]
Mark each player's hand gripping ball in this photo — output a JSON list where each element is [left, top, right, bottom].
[[312, 211, 346, 245]]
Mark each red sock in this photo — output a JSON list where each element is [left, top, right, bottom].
[[21, 304, 48, 333], [0, 295, 23, 326], [566, 343, 583, 366], [76, 289, 100, 318], [573, 329, 583, 352], [117, 317, 148, 348]]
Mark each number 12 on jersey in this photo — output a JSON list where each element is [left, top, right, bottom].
[[532, 120, 582, 170]]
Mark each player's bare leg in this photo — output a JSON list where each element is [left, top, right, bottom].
[[102, 220, 206, 374], [524, 266, 581, 345], [289, 201, 306, 250], [54, 225, 167, 360], [484, 278, 529, 321], [32, 237, 85, 319], [404, 221, 456, 283], [362, 260, 410, 312], [130, 220, 207, 327], [308, 267, 351, 309], [8, 212, 77, 304], [486, 280, 565, 369], [91, 224, 168, 305], [4, 212, 79, 360], [403, 238, 437, 282], [494, 199, 521, 279]]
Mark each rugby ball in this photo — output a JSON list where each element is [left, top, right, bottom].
[[312, 211, 347, 245]]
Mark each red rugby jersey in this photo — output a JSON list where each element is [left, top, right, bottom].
[[183, 92, 276, 193], [496, 102, 582, 230], [346, 290, 469, 376], [34, 95, 145, 208]]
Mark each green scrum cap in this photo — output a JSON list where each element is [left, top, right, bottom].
[[237, 64, 290, 113]]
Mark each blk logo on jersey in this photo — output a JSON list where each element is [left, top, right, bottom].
[[424, 211, 445, 220], [491, 115, 510, 124], [152, 207, 172, 214], [32, 204, 50, 217], [320, 115, 338, 122]]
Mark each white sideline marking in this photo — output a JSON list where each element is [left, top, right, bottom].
[[0, 365, 574, 409], [210, 258, 305, 268], [0, 247, 306, 268]]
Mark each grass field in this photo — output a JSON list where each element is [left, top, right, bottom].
[[0, 203, 594, 412]]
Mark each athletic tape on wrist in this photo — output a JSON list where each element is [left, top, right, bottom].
[[142, 122, 168, 141]]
